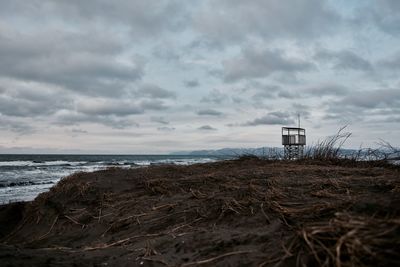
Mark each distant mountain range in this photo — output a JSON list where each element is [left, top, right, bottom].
[[171, 147, 284, 156], [170, 147, 380, 157]]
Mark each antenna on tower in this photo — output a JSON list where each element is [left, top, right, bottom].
[[298, 113, 300, 128]]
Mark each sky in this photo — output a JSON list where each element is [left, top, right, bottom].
[[0, 0, 399, 154]]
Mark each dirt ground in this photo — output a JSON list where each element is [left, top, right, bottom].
[[0, 157, 399, 266]]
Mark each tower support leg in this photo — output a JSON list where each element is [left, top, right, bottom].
[[284, 145, 304, 160]]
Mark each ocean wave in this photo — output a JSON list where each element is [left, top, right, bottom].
[[0, 181, 54, 188], [0, 160, 87, 167], [0, 158, 216, 168]]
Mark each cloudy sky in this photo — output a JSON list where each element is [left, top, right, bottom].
[[0, 0, 399, 154]]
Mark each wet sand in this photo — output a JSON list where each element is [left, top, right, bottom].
[[0, 157, 399, 266]]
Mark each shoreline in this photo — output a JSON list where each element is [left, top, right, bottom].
[[0, 155, 224, 204]]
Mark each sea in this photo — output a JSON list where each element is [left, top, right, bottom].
[[0, 154, 225, 204]]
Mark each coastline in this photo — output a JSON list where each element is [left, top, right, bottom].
[[1, 158, 399, 266], [0, 154, 223, 204]]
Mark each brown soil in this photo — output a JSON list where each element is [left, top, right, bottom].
[[0, 158, 399, 266]]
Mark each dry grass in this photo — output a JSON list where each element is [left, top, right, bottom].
[[299, 212, 400, 267], [304, 126, 352, 161], [0, 158, 399, 266]]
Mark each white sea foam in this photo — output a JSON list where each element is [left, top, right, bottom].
[[0, 160, 87, 167], [0, 183, 53, 204], [0, 161, 33, 167]]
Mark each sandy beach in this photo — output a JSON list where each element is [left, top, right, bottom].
[[0, 157, 399, 266]]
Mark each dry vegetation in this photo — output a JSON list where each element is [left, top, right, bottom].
[[0, 156, 399, 266], [298, 126, 399, 165]]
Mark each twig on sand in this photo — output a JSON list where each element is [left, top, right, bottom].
[[84, 233, 163, 251], [91, 212, 113, 220], [258, 237, 298, 267], [145, 209, 191, 224], [190, 188, 208, 199], [101, 212, 148, 236], [141, 257, 168, 266], [38, 215, 59, 240], [260, 203, 271, 224], [64, 215, 86, 229], [152, 203, 176, 211], [98, 208, 102, 223], [38, 246, 73, 251], [167, 218, 202, 234], [181, 250, 256, 266]]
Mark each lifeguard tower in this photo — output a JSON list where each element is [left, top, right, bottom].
[[282, 119, 306, 160]]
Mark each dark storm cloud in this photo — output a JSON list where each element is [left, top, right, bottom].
[[383, 116, 400, 123], [0, 1, 188, 37], [0, 116, 35, 134], [0, 80, 172, 133], [356, 0, 400, 36], [151, 117, 170, 125], [77, 100, 143, 117], [55, 112, 138, 129], [201, 89, 227, 104], [56, 94, 172, 128], [71, 128, 88, 134], [277, 90, 298, 99], [102, 119, 138, 129], [0, 1, 177, 129], [196, 109, 223, 116], [0, 84, 72, 117], [184, 80, 200, 88], [314, 49, 373, 71], [0, 96, 56, 117], [277, 84, 349, 99], [137, 84, 176, 99], [198, 125, 217, 131], [375, 0, 400, 35], [340, 89, 400, 109], [152, 43, 181, 62], [251, 84, 281, 100], [243, 111, 295, 126], [139, 99, 169, 111], [0, 30, 144, 96], [324, 89, 400, 121], [303, 85, 349, 97], [251, 83, 349, 102], [223, 48, 314, 82], [76, 98, 170, 117], [379, 51, 400, 70], [157, 127, 175, 131], [194, 0, 340, 46]]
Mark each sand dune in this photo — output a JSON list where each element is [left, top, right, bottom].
[[1, 157, 399, 266]]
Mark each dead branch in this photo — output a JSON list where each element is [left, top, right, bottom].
[[84, 233, 163, 251], [181, 250, 256, 266]]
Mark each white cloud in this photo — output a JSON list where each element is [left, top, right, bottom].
[[223, 47, 314, 82]]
